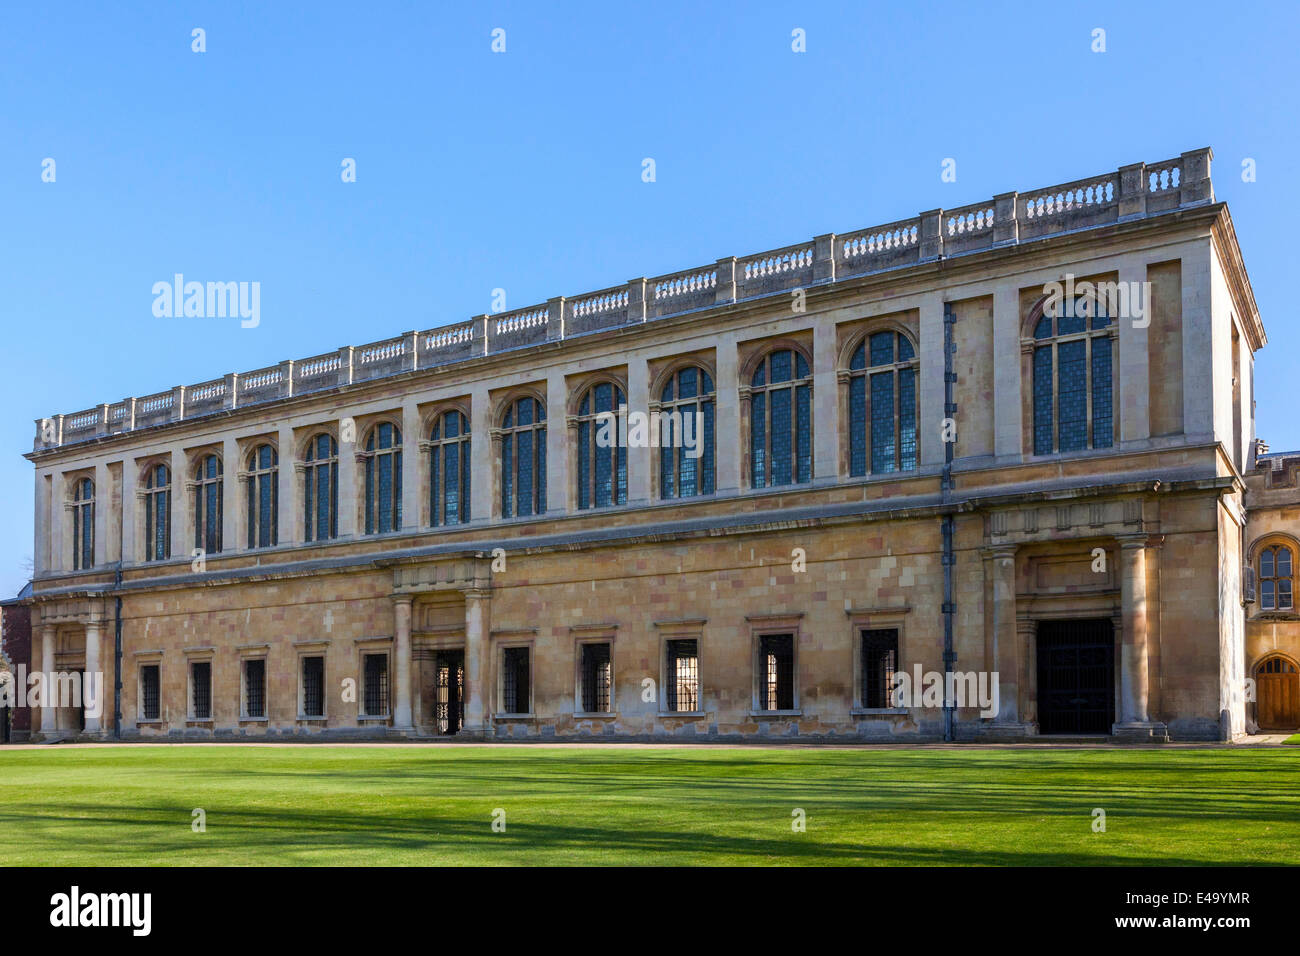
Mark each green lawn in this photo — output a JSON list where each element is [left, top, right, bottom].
[[0, 744, 1296, 865]]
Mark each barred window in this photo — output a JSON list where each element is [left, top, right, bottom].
[[246, 444, 278, 549], [363, 423, 402, 535], [500, 397, 546, 519], [429, 410, 471, 526], [1260, 545, 1294, 611], [143, 464, 171, 562], [659, 367, 715, 499], [580, 642, 613, 713], [576, 382, 627, 509], [191, 662, 212, 720], [501, 646, 531, 714], [303, 433, 338, 542], [758, 634, 795, 711], [665, 639, 699, 712], [860, 629, 899, 708], [140, 664, 160, 721], [849, 332, 918, 475], [72, 477, 95, 570], [301, 656, 325, 717], [243, 658, 266, 718], [1032, 296, 1114, 455], [750, 349, 812, 489], [193, 453, 223, 556], [362, 653, 389, 716]]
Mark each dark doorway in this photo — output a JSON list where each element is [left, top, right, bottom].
[[1256, 657, 1300, 730], [434, 650, 465, 735], [1037, 619, 1115, 735]]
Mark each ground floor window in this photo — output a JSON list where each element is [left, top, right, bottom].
[[579, 642, 612, 713], [140, 664, 160, 720], [190, 662, 212, 720], [859, 629, 899, 708], [758, 634, 795, 711], [362, 653, 389, 717], [501, 646, 531, 714], [243, 658, 266, 718], [665, 639, 699, 712], [300, 656, 325, 717]]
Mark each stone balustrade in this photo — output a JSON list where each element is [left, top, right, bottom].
[[35, 148, 1215, 450]]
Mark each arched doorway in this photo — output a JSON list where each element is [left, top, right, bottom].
[[1256, 657, 1300, 731]]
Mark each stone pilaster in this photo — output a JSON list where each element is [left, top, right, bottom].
[[391, 596, 414, 732], [1114, 534, 1168, 739], [462, 589, 493, 737]]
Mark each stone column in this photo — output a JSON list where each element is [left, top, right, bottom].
[[169, 447, 188, 560], [1018, 617, 1038, 728], [1115, 534, 1166, 738], [812, 317, 838, 482], [83, 620, 101, 734], [990, 546, 1020, 724], [222, 437, 241, 552], [278, 424, 299, 546], [39, 624, 56, 735], [337, 419, 358, 537], [120, 458, 137, 564], [392, 596, 414, 731], [401, 400, 421, 530], [714, 334, 740, 494], [626, 358, 651, 504], [546, 372, 569, 514], [462, 589, 493, 736]]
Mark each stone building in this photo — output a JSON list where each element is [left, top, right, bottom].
[[20, 147, 1278, 742]]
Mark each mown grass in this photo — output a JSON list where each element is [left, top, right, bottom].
[[0, 745, 1295, 865]]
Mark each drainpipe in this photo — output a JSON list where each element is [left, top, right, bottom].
[[942, 302, 957, 742], [113, 562, 123, 739]]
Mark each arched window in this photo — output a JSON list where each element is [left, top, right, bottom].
[[193, 454, 223, 555], [246, 444, 278, 549], [303, 433, 338, 542], [659, 366, 715, 499], [72, 477, 94, 570], [576, 381, 627, 509], [750, 348, 812, 489], [363, 423, 402, 535], [849, 331, 918, 475], [1032, 296, 1113, 455], [501, 397, 546, 519], [1260, 544, 1294, 611], [143, 464, 171, 562], [429, 410, 470, 527]]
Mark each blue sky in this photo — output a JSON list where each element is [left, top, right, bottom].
[[2, 0, 1297, 596]]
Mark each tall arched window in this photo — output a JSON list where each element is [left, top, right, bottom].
[[659, 366, 715, 499], [576, 381, 627, 509], [72, 477, 94, 570], [303, 433, 338, 542], [246, 444, 278, 549], [429, 410, 470, 527], [1260, 544, 1294, 611], [749, 348, 812, 489], [849, 331, 918, 475], [193, 454, 223, 555], [1032, 296, 1113, 455], [143, 464, 171, 562], [363, 423, 402, 534], [500, 397, 546, 519]]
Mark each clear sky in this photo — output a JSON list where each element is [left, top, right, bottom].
[[3, 0, 1297, 597]]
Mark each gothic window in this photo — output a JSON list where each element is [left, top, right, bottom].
[[1260, 544, 1294, 611]]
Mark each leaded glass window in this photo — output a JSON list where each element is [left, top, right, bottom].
[[1031, 296, 1114, 455], [72, 477, 94, 570], [143, 464, 171, 562], [429, 410, 471, 526], [501, 397, 546, 519], [303, 433, 338, 542], [246, 444, 278, 549], [749, 349, 812, 489], [363, 422, 402, 535], [193, 453, 223, 556], [659, 366, 715, 499], [576, 381, 627, 509], [1260, 544, 1294, 611], [849, 331, 918, 475]]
